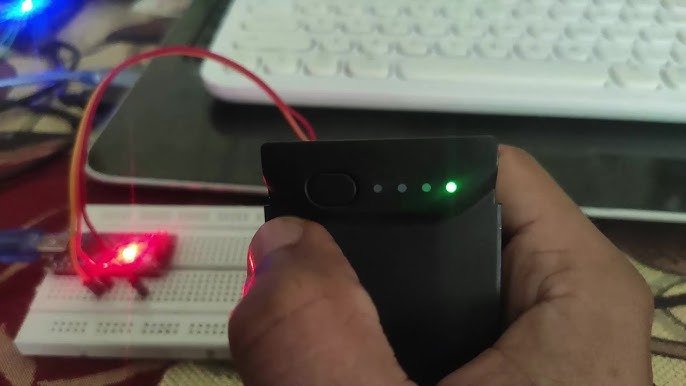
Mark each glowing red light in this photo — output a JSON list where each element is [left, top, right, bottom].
[[115, 242, 144, 265], [242, 249, 256, 297]]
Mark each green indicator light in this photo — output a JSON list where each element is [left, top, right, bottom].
[[421, 183, 432, 192], [445, 181, 459, 193]]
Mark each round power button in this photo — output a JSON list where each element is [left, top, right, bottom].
[[306, 173, 357, 207]]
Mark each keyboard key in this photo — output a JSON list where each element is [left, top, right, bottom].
[[594, 40, 632, 61], [602, 24, 640, 42], [407, 4, 437, 18], [372, 4, 400, 18], [380, 20, 411, 35], [661, 0, 686, 14], [633, 41, 671, 64], [343, 19, 375, 34], [475, 37, 513, 59], [656, 7, 686, 25], [248, 7, 293, 19], [560, 0, 592, 5], [584, 7, 620, 23], [360, 37, 390, 55], [398, 58, 607, 87], [241, 19, 299, 32], [437, 37, 471, 57], [417, 20, 450, 37], [398, 38, 431, 56], [512, 3, 548, 21], [452, 20, 489, 38], [442, 3, 477, 19], [610, 64, 660, 89], [303, 53, 339, 76], [490, 22, 524, 38], [594, 0, 623, 4], [671, 43, 686, 64], [527, 23, 561, 40], [261, 53, 299, 75], [224, 51, 259, 70], [476, 2, 512, 20], [627, 0, 658, 11], [590, 1, 624, 12], [555, 41, 592, 61], [335, 4, 367, 16], [297, 3, 330, 17], [619, 7, 655, 25], [549, 3, 585, 21], [305, 17, 338, 33], [319, 36, 352, 52], [662, 66, 686, 88], [233, 33, 314, 52], [346, 56, 390, 78], [526, 0, 556, 6], [565, 24, 601, 42], [640, 26, 675, 42], [515, 39, 552, 60]]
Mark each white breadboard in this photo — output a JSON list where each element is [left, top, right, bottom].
[[15, 205, 264, 359]]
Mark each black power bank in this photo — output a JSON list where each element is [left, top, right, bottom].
[[261, 136, 502, 385]]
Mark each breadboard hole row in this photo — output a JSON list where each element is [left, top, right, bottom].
[[39, 271, 246, 304], [50, 320, 87, 334], [175, 235, 250, 266], [37, 316, 232, 338], [86, 205, 263, 228], [142, 322, 180, 335], [189, 322, 227, 336], [96, 321, 133, 335]]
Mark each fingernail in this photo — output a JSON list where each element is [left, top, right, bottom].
[[243, 217, 305, 296], [251, 217, 305, 261]]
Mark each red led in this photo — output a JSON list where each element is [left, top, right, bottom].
[[114, 242, 145, 265], [81, 233, 175, 278]]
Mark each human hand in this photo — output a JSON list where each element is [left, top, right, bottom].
[[229, 145, 654, 386]]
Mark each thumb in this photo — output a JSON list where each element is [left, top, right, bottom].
[[438, 348, 530, 386], [230, 217, 414, 386]]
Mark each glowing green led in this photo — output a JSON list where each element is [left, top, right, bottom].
[[421, 183, 432, 192], [445, 181, 459, 193]]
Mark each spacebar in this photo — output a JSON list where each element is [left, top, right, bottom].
[[398, 59, 608, 87]]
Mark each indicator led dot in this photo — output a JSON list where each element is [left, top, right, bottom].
[[397, 183, 407, 193], [373, 184, 383, 193], [421, 183, 432, 192], [445, 181, 459, 193]]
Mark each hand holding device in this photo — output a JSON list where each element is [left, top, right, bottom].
[[229, 145, 653, 386]]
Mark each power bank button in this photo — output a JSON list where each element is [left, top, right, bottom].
[[306, 173, 357, 207]]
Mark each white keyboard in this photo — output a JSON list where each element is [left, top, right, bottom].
[[201, 0, 686, 122]]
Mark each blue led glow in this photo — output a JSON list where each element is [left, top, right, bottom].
[[21, 0, 34, 13], [2, 0, 50, 20]]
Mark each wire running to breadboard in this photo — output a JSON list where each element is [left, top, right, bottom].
[[69, 45, 317, 290]]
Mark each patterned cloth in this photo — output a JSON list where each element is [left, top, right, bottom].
[[635, 259, 686, 386]]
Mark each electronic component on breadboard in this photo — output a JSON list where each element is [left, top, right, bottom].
[[85, 233, 174, 275], [16, 204, 264, 360], [53, 232, 176, 297]]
